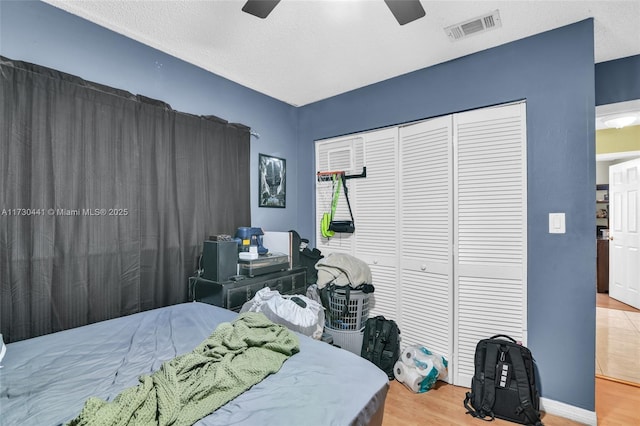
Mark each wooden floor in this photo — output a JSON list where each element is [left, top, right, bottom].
[[595, 293, 640, 385], [596, 293, 640, 313], [594, 377, 640, 426], [381, 378, 640, 426], [379, 294, 640, 425], [596, 306, 640, 384]]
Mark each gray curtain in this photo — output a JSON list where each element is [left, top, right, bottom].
[[0, 57, 250, 342]]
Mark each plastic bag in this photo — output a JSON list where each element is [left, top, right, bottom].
[[240, 287, 325, 339], [394, 345, 448, 393]]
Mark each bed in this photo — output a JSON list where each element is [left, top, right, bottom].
[[0, 302, 388, 425]]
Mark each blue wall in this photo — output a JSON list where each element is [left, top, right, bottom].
[[0, 0, 299, 233], [298, 21, 596, 410], [595, 55, 640, 106], [1, 1, 620, 413]]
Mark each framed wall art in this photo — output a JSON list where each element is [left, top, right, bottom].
[[258, 153, 286, 208]]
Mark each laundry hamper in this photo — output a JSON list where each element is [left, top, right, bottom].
[[324, 288, 370, 355], [328, 328, 365, 355], [325, 288, 370, 330]]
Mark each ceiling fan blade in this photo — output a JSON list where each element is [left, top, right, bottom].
[[384, 0, 426, 25], [242, 0, 281, 19]]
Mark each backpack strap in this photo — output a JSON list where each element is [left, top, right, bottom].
[[464, 341, 499, 421], [340, 173, 355, 226], [365, 317, 377, 357], [508, 346, 544, 426], [464, 392, 494, 422], [319, 285, 333, 322], [480, 342, 500, 418], [373, 318, 385, 367], [330, 174, 342, 221], [339, 285, 351, 318], [321, 284, 352, 321], [489, 334, 517, 344]]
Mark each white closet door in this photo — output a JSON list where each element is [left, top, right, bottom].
[[354, 128, 399, 319], [315, 137, 364, 255], [399, 115, 453, 373], [453, 102, 527, 387]]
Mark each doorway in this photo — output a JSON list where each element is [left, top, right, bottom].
[[595, 100, 640, 386]]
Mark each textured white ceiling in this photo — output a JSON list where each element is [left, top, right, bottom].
[[44, 0, 640, 107]]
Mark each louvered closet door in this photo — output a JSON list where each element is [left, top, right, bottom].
[[399, 116, 453, 374], [453, 102, 527, 387], [354, 128, 399, 319], [315, 137, 364, 255]]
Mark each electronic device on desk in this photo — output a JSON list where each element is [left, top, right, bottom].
[[201, 239, 238, 282], [238, 252, 289, 277], [234, 227, 268, 255]]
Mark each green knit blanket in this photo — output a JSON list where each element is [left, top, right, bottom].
[[67, 311, 300, 426]]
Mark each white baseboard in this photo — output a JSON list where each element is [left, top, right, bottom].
[[540, 397, 597, 425]]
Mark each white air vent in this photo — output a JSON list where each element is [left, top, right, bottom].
[[444, 10, 502, 41]]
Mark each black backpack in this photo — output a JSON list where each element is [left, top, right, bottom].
[[360, 316, 400, 380], [464, 335, 543, 426]]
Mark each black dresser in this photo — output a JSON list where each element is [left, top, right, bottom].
[[189, 267, 307, 312]]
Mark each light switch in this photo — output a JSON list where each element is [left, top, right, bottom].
[[549, 213, 566, 234]]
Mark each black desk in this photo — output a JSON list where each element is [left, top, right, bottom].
[[189, 267, 307, 312]]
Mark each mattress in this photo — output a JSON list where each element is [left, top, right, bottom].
[[0, 302, 388, 426]]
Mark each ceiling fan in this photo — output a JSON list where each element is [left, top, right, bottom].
[[241, 0, 426, 25]]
